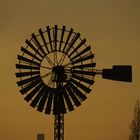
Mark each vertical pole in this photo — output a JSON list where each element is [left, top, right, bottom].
[[54, 113, 64, 140], [54, 81, 64, 140]]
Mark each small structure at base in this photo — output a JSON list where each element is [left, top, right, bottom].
[[37, 134, 45, 140]]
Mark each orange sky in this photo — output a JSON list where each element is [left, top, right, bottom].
[[0, 0, 140, 140]]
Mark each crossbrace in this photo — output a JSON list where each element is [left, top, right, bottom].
[[54, 114, 64, 140]]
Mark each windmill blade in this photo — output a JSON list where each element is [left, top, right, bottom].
[[71, 78, 91, 93], [71, 46, 91, 61], [21, 47, 42, 62], [72, 69, 96, 76], [65, 33, 80, 54], [24, 82, 43, 102], [37, 86, 50, 112], [16, 64, 40, 70], [63, 28, 73, 52], [65, 84, 81, 107], [17, 55, 40, 66], [31, 33, 46, 56], [53, 88, 66, 114], [20, 79, 42, 95], [17, 75, 41, 86], [63, 87, 74, 111], [30, 85, 46, 108], [72, 54, 94, 65], [68, 82, 87, 101], [25, 39, 44, 58], [15, 71, 40, 78], [46, 26, 53, 51], [53, 25, 58, 51], [45, 88, 54, 114], [69, 38, 86, 57], [72, 74, 94, 85], [72, 63, 96, 69], [59, 26, 66, 51], [39, 28, 50, 53]]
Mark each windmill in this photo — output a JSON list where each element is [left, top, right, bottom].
[[15, 25, 132, 140]]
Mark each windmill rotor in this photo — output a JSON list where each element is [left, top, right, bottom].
[[16, 25, 96, 115]]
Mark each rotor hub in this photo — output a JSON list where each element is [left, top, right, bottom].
[[52, 66, 67, 83], [52, 66, 65, 75]]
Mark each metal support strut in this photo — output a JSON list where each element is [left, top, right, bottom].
[[54, 75, 65, 140], [53, 65, 68, 140], [54, 113, 64, 140]]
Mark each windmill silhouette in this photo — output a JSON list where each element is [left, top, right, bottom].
[[15, 25, 132, 140]]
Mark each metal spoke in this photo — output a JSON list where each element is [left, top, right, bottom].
[[52, 75, 55, 88], [41, 71, 53, 79], [65, 70, 71, 74], [53, 51, 58, 66], [65, 66, 72, 70], [65, 68, 71, 72], [44, 55, 55, 67], [54, 51, 56, 66], [63, 62, 72, 68], [64, 72, 72, 77], [60, 54, 67, 65], [48, 74, 54, 87], [40, 65, 52, 70], [58, 53, 66, 65]]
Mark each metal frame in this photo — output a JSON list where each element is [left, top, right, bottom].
[[54, 113, 64, 140]]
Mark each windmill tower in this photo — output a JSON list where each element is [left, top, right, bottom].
[[15, 25, 132, 140]]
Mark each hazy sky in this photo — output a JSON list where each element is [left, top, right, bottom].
[[0, 0, 140, 140]]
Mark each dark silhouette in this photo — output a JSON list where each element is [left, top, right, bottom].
[[15, 25, 132, 140], [102, 65, 132, 82], [130, 99, 140, 140]]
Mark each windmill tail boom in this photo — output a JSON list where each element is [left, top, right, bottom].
[[102, 65, 132, 82]]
